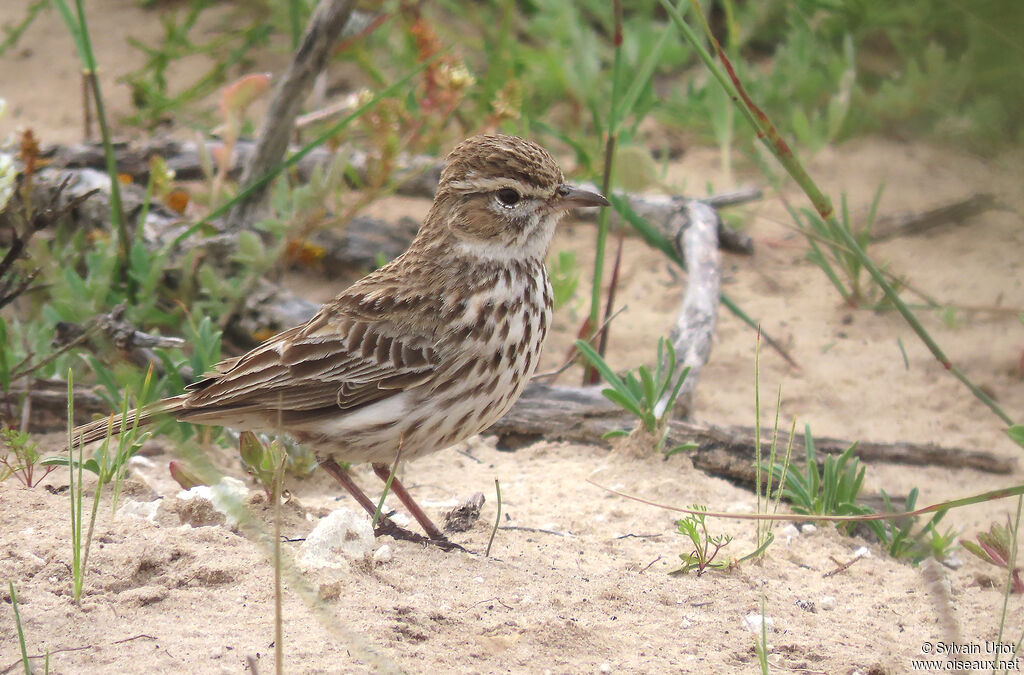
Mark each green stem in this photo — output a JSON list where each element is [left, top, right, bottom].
[[485, 478, 502, 558], [585, 0, 623, 381], [661, 0, 1015, 428], [994, 495, 1022, 650], [72, 0, 130, 293], [9, 582, 30, 675]]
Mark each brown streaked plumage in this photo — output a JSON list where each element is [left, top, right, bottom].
[[71, 134, 609, 543]]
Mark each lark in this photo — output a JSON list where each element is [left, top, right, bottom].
[[71, 134, 609, 543]]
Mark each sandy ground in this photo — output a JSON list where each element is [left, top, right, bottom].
[[2, 2, 1024, 674]]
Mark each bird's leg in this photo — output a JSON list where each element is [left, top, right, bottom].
[[318, 457, 382, 516], [372, 462, 447, 541]]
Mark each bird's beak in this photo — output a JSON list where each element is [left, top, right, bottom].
[[556, 184, 611, 209]]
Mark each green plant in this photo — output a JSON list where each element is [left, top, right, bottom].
[[661, 0, 1016, 427], [765, 426, 955, 563], [792, 187, 885, 307], [574, 337, 694, 455], [53, 0, 129, 290], [0, 428, 55, 487], [62, 369, 152, 602], [754, 595, 770, 675], [548, 250, 580, 310], [122, 2, 278, 128], [671, 505, 733, 576], [961, 519, 1023, 594], [769, 429, 873, 529], [582, 2, 675, 380], [8, 581, 42, 675], [752, 334, 793, 559], [870, 488, 954, 563], [238, 431, 286, 500]]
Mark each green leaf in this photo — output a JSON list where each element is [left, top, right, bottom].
[[601, 388, 644, 419], [612, 22, 673, 133], [1007, 425, 1024, 448], [602, 429, 629, 440], [574, 340, 630, 396], [664, 442, 697, 457], [638, 365, 656, 408]]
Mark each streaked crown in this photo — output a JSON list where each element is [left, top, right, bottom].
[[410, 134, 608, 262], [440, 134, 564, 196]]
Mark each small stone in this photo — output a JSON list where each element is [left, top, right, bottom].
[[117, 498, 161, 523], [175, 496, 226, 528], [819, 595, 836, 611], [800, 523, 817, 535], [941, 555, 963, 570], [743, 613, 773, 633], [852, 546, 871, 558], [177, 477, 249, 527], [599, 663, 612, 673], [373, 544, 393, 564], [443, 492, 485, 532], [780, 524, 800, 540], [300, 509, 375, 568]]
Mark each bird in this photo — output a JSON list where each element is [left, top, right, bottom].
[[70, 133, 610, 544]]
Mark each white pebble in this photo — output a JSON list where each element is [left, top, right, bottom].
[[820, 595, 836, 611], [373, 544, 393, 564], [128, 455, 156, 469], [599, 663, 612, 673], [941, 555, 963, 570], [300, 509, 375, 568], [800, 523, 817, 535], [177, 477, 249, 527], [743, 613, 773, 633], [117, 498, 160, 522], [780, 524, 800, 540], [852, 546, 871, 559]]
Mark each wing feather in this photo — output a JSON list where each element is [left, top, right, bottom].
[[179, 307, 439, 425]]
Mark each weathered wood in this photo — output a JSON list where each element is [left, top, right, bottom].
[[488, 383, 1016, 481], [665, 201, 720, 416], [41, 141, 758, 254], [870, 193, 1000, 242], [227, 0, 356, 230]]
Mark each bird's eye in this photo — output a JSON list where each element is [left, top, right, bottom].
[[496, 188, 521, 207]]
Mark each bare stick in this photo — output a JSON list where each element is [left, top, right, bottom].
[[226, 0, 356, 230], [488, 383, 1015, 477], [665, 200, 721, 417], [870, 193, 1000, 242]]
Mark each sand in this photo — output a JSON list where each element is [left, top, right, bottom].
[[1, 2, 1023, 673]]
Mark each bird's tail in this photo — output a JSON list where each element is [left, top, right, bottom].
[[67, 395, 188, 448]]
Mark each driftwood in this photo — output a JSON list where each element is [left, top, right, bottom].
[[870, 193, 1000, 242], [14, 163, 1013, 481], [40, 139, 758, 255], [488, 384, 1015, 481], [666, 200, 720, 416], [227, 0, 356, 231], [10, 28, 1009, 485]]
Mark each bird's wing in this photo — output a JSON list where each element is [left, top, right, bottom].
[[179, 306, 439, 424]]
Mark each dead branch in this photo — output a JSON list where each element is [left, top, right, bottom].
[[488, 383, 1015, 482], [664, 200, 720, 416], [870, 193, 1000, 242], [226, 0, 356, 230], [41, 140, 757, 254]]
